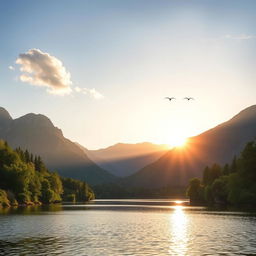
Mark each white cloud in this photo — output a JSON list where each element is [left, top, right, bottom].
[[75, 86, 104, 99], [16, 49, 72, 95], [74, 86, 81, 93], [8, 65, 15, 70], [224, 34, 256, 40]]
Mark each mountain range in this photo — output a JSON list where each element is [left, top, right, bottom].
[[0, 105, 255, 193], [0, 107, 114, 185], [80, 142, 168, 177], [123, 105, 256, 189]]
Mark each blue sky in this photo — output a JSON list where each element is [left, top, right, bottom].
[[1, 0, 256, 149]]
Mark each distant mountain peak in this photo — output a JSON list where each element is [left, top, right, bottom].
[[230, 105, 256, 123], [86, 141, 169, 177], [0, 107, 12, 123], [0, 107, 114, 185], [15, 113, 55, 128]]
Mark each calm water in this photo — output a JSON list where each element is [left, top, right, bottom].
[[0, 199, 256, 255]]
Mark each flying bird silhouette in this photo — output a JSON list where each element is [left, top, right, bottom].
[[184, 97, 194, 101], [165, 97, 176, 101]]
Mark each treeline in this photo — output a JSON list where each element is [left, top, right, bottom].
[[62, 177, 94, 202], [187, 140, 256, 207], [93, 183, 185, 199], [0, 140, 94, 207]]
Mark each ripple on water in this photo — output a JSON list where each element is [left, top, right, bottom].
[[0, 201, 256, 255]]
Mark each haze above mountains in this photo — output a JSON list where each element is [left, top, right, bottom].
[[80, 142, 168, 177], [0, 105, 255, 193]]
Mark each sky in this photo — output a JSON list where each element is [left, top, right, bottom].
[[0, 0, 256, 149]]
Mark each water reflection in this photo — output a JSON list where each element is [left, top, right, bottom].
[[1, 200, 256, 255], [0, 204, 63, 215], [169, 206, 188, 256], [0, 237, 62, 256]]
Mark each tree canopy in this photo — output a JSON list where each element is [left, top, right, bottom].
[[187, 140, 256, 207], [0, 140, 94, 207]]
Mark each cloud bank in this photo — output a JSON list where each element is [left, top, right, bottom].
[[75, 86, 104, 99], [225, 34, 256, 40], [16, 49, 72, 95]]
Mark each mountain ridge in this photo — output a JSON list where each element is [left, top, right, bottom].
[[122, 105, 256, 189], [0, 107, 115, 185], [80, 142, 168, 177]]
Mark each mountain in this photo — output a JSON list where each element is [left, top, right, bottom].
[[79, 142, 168, 177], [0, 107, 12, 127], [0, 107, 115, 185], [123, 105, 256, 189]]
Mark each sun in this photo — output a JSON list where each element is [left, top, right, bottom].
[[167, 136, 187, 149]]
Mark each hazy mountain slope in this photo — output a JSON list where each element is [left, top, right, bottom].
[[124, 105, 256, 189], [0, 108, 115, 185], [79, 142, 168, 177]]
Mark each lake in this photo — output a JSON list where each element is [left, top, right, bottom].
[[0, 199, 256, 255]]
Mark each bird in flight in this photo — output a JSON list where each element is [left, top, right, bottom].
[[165, 97, 176, 101], [184, 97, 194, 101]]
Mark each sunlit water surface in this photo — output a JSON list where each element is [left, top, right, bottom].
[[0, 199, 256, 255]]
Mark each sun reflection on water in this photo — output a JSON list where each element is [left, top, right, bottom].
[[174, 200, 183, 205], [169, 205, 188, 256]]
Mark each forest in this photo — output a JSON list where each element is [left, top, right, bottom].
[[0, 140, 94, 207], [187, 140, 256, 207]]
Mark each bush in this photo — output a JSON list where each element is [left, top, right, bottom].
[[6, 190, 18, 206], [238, 190, 256, 205], [65, 194, 76, 202], [0, 189, 10, 207], [17, 193, 31, 204]]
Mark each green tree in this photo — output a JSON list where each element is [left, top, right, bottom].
[[0, 140, 94, 206], [202, 166, 210, 185], [222, 164, 230, 176], [0, 189, 10, 207], [230, 156, 238, 173], [41, 179, 55, 203], [186, 178, 204, 205], [240, 141, 256, 179], [47, 173, 63, 202], [211, 176, 228, 204], [189, 140, 256, 207]]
